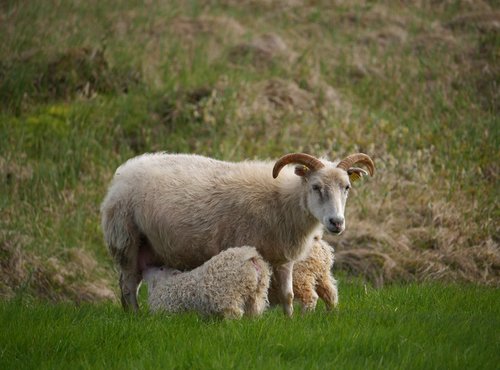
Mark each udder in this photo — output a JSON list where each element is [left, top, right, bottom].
[[137, 236, 164, 274]]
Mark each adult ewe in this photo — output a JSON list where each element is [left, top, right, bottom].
[[269, 235, 338, 312], [143, 246, 271, 319], [101, 152, 374, 316]]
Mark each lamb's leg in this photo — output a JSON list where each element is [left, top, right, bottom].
[[316, 275, 338, 310], [222, 306, 244, 320], [245, 287, 268, 316], [274, 262, 294, 317], [222, 296, 246, 319], [294, 282, 319, 313]]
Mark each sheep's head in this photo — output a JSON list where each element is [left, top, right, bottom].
[[273, 153, 374, 234]]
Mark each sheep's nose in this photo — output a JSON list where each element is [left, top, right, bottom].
[[328, 217, 344, 230]]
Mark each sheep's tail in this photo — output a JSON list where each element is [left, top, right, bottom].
[[100, 200, 139, 266], [235, 246, 263, 273], [238, 247, 271, 316], [236, 246, 271, 286], [250, 257, 262, 277]]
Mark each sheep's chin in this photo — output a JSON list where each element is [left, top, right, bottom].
[[326, 226, 344, 235]]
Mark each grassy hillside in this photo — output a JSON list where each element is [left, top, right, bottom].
[[0, 0, 499, 301]]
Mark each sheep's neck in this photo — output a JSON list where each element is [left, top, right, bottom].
[[272, 179, 319, 256]]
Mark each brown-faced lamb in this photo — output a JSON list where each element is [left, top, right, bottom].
[[269, 235, 338, 312], [143, 246, 271, 319], [100, 152, 374, 316]]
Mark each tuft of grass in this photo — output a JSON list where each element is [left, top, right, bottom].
[[0, 281, 498, 369], [0, 47, 140, 114]]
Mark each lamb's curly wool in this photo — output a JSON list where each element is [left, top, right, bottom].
[[143, 246, 271, 319], [269, 236, 338, 311]]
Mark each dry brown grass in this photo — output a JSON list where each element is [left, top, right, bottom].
[[169, 15, 246, 42], [0, 155, 33, 185], [0, 230, 114, 302], [329, 150, 500, 287], [446, 11, 500, 32], [228, 33, 297, 68]]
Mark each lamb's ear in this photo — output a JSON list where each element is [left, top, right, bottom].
[[347, 167, 369, 182], [294, 165, 310, 177]]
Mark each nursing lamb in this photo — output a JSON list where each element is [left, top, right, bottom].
[[143, 246, 271, 319]]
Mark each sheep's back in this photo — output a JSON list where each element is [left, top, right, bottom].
[[110, 153, 301, 268]]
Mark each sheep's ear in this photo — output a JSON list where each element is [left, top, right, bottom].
[[347, 167, 368, 182], [294, 165, 310, 177]]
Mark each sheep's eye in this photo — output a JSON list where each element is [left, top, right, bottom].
[[345, 185, 351, 192], [312, 184, 322, 192]]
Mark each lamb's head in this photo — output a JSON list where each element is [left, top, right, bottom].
[[143, 266, 181, 289], [273, 153, 374, 234]]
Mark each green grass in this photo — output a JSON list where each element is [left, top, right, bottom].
[[1, 282, 498, 370]]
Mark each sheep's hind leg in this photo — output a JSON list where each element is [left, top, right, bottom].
[[120, 271, 141, 312], [119, 233, 156, 312], [275, 262, 294, 317]]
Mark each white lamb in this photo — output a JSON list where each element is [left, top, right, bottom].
[[142, 246, 271, 319], [269, 235, 338, 312]]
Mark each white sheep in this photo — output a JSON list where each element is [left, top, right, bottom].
[[142, 246, 271, 319], [101, 152, 374, 316], [269, 235, 338, 312]]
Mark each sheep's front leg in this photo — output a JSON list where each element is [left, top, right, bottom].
[[275, 262, 294, 317]]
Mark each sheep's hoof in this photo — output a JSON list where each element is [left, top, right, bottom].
[[283, 303, 294, 317], [120, 291, 139, 312]]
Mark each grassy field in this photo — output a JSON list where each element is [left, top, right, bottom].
[[1, 281, 499, 369], [0, 0, 499, 368]]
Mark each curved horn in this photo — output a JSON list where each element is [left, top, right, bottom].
[[273, 153, 325, 178], [336, 153, 375, 176]]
